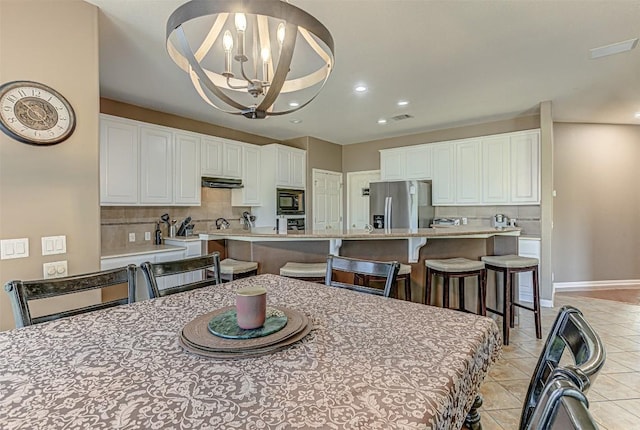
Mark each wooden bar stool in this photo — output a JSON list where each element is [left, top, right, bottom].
[[354, 263, 412, 300], [424, 258, 487, 315], [211, 258, 258, 282], [279, 262, 327, 283], [481, 254, 541, 346]]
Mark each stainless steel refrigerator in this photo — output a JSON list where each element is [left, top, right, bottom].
[[369, 180, 434, 230]]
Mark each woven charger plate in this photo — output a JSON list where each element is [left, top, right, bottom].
[[179, 323, 312, 359], [181, 305, 307, 352]]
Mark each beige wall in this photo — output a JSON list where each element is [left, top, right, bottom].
[[553, 123, 640, 283], [342, 115, 540, 172], [0, 0, 100, 331]]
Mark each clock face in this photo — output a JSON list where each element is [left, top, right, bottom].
[[0, 81, 76, 145]]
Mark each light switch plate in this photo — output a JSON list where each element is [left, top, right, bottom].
[[43, 260, 68, 279], [1, 238, 29, 260], [41, 235, 66, 256]]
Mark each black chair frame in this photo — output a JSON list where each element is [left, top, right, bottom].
[[525, 372, 598, 430], [141, 252, 221, 299], [325, 255, 400, 297], [4, 264, 137, 328], [519, 305, 606, 430]]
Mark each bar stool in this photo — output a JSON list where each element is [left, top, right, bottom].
[[424, 258, 487, 315], [215, 258, 258, 282], [279, 262, 327, 283], [354, 263, 412, 300], [481, 255, 541, 346]]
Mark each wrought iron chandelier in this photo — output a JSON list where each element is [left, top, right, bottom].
[[166, 0, 335, 119]]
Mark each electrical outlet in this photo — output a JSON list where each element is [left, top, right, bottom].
[[43, 260, 68, 279], [144, 232, 151, 241], [128, 233, 135, 242]]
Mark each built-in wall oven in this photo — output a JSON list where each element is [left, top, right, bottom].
[[276, 188, 305, 215]]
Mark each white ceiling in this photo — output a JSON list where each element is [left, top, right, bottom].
[[86, 0, 640, 145]]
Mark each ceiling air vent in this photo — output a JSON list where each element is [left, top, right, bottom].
[[390, 114, 413, 122]]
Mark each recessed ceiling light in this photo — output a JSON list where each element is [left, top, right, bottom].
[[377, 119, 387, 124], [289, 101, 300, 107], [590, 38, 638, 59], [354, 85, 367, 93], [290, 119, 302, 124], [397, 100, 409, 106], [634, 112, 640, 119]]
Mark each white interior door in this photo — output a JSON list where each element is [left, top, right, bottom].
[[347, 170, 380, 229], [312, 169, 343, 230]]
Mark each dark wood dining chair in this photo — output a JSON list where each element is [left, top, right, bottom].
[[325, 255, 400, 297], [141, 252, 221, 299], [519, 305, 605, 430], [524, 372, 598, 430], [4, 264, 137, 328]]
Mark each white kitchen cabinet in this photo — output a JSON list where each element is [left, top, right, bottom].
[[100, 117, 139, 204], [518, 238, 540, 302], [100, 115, 201, 206], [232, 144, 261, 206], [431, 143, 456, 205], [482, 135, 510, 204], [510, 131, 540, 204], [139, 126, 173, 205], [163, 239, 203, 285], [380, 145, 432, 181], [455, 140, 481, 204], [100, 247, 187, 302], [271, 144, 306, 188], [201, 137, 245, 180], [380, 148, 405, 181], [174, 132, 201, 205], [405, 145, 432, 180]]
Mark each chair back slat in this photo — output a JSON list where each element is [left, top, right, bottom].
[[141, 252, 221, 299], [325, 255, 400, 297], [4, 264, 137, 328], [525, 373, 599, 430], [519, 306, 605, 430]]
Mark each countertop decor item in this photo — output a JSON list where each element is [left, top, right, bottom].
[[0, 80, 76, 145], [165, 0, 335, 119]]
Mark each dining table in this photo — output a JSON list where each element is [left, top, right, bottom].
[[0, 274, 501, 429]]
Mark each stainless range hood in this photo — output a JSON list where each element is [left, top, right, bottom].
[[201, 177, 244, 189]]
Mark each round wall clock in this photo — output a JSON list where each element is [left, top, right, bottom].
[[0, 80, 76, 146]]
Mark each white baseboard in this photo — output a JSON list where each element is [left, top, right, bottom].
[[518, 293, 554, 308], [554, 279, 640, 292]]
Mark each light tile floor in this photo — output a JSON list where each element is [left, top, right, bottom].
[[478, 294, 640, 430]]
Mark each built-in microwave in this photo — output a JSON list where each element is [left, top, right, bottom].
[[277, 188, 305, 215]]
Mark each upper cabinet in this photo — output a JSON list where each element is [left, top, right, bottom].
[[100, 117, 139, 204], [201, 137, 242, 179], [378, 129, 540, 206], [272, 144, 306, 188], [380, 145, 432, 181], [100, 114, 200, 206], [231, 143, 261, 206]]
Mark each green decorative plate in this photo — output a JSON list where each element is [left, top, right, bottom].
[[208, 307, 288, 339]]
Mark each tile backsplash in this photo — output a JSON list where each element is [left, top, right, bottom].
[[101, 188, 249, 253], [434, 205, 541, 237]]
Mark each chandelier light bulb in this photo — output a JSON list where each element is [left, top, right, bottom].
[[223, 31, 233, 52], [235, 13, 247, 32], [277, 22, 286, 46]]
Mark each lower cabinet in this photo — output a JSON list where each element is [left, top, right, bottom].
[[100, 248, 187, 302], [518, 238, 541, 302]]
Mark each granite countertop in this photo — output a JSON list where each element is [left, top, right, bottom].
[[199, 226, 521, 240], [163, 236, 202, 242], [101, 244, 187, 259]]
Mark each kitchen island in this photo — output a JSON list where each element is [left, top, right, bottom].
[[200, 226, 520, 305]]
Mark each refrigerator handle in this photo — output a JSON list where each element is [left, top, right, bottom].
[[385, 196, 392, 230]]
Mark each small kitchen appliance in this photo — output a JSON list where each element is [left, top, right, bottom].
[[492, 214, 509, 228], [276, 188, 305, 215]]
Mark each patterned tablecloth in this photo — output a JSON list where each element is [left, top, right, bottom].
[[0, 274, 501, 429]]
